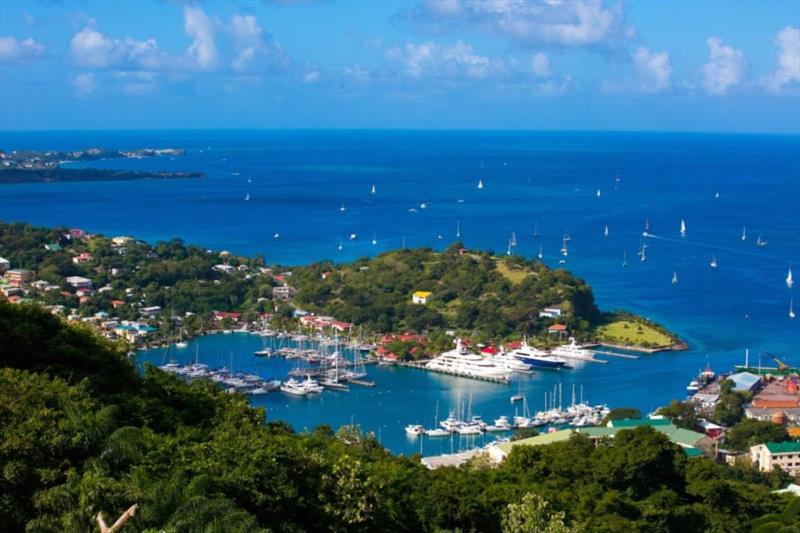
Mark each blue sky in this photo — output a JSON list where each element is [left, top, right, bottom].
[[0, 0, 798, 132]]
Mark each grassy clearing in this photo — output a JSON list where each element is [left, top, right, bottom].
[[595, 320, 673, 347], [495, 260, 529, 285]]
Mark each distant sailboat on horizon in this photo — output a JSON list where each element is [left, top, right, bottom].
[[456, 221, 461, 239], [560, 236, 568, 257], [339, 202, 347, 212], [538, 244, 543, 260], [622, 251, 628, 267], [510, 232, 517, 247], [338, 239, 343, 251], [533, 220, 539, 238], [680, 219, 686, 237], [372, 231, 377, 245], [672, 271, 679, 285], [596, 189, 601, 198], [791, 298, 796, 319], [371, 184, 376, 194], [477, 179, 484, 189], [603, 225, 609, 237], [244, 192, 250, 201], [756, 235, 767, 247], [741, 226, 747, 241], [643, 219, 650, 236], [710, 255, 718, 269], [787, 267, 794, 289]]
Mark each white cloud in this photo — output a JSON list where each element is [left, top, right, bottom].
[[416, 0, 634, 50], [0, 37, 47, 63], [73, 72, 97, 97], [184, 6, 217, 70], [632, 46, 671, 93], [701, 37, 745, 95], [302, 69, 320, 83], [0, 36, 46, 63], [69, 27, 161, 70], [531, 52, 552, 77], [762, 26, 800, 93], [386, 40, 495, 80], [229, 14, 289, 73]]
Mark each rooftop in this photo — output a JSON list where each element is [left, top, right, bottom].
[[765, 441, 800, 454]]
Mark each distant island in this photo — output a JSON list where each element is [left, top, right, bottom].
[[0, 146, 205, 183]]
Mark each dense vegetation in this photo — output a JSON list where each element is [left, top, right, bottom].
[[0, 168, 204, 184], [0, 302, 790, 532], [291, 244, 602, 341]]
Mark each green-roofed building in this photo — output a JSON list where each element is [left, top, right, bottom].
[[751, 441, 800, 477], [488, 418, 709, 462]]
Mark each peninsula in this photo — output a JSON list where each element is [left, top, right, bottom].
[[0, 146, 204, 183]]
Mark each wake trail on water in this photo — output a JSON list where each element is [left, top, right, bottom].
[[644, 233, 795, 264]]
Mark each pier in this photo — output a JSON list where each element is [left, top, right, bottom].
[[590, 350, 640, 360], [398, 361, 510, 384]]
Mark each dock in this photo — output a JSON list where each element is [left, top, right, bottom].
[[590, 350, 640, 360]]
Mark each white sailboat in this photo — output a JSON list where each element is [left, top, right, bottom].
[[791, 298, 796, 319], [339, 202, 347, 212], [533, 220, 539, 238], [244, 192, 250, 201], [273, 232, 280, 239], [672, 271, 679, 285], [477, 179, 484, 189], [506, 239, 512, 256], [510, 232, 517, 247], [643, 219, 650, 237], [371, 231, 377, 245], [680, 219, 686, 237], [622, 251, 628, 267], [756, 235, 767, 247], [538, 244, 543, 260], [456, 221, 461, 239], [741, 226, 747, 241], [337, 239, 343, 251], [596, 189, 601, 198], [715, 192, 720, 199], [560, 236, 568, 257], [371, 184, 376, 194], [640, 242, 647, 262], [603, 225, 609, 237], [710, 255, 718, 269], [787, 267, 794, 289]]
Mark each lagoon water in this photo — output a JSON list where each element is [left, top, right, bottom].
[[2, 130, 799, 455]]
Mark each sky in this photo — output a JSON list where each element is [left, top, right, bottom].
[[0, 0, 799, 133]]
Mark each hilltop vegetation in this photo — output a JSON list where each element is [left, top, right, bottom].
[[0, 302, 788, 532], [292, 244, 601, 341]]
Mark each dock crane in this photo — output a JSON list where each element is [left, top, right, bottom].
[[765, 353, 790, 372]]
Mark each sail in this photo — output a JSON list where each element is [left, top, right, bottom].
[[680, 219, 686, 235], [788, 268, 794, 288], [477, 179, 484, 189]]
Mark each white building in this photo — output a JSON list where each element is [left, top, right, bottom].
[[0, 257, 10, 273], [750, 442, 800, 476], [538, 306, 563, 318], [65, 276, 93, 289]]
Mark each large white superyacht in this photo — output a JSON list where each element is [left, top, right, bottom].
[[425, 339, 511, 382]]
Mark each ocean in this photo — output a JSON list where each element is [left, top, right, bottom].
[[2, 129, 798, 456]]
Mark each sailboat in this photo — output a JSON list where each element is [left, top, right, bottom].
[[477, 179, 484, 189], [603, 225, 609, 237], [533, 220, 539, 238], [710, 255, 718, 269], [510, 232, 517, 247], [756, 235, 767, 247], [787, 267, 794, 289], [371, 231, 377, 245], [640, 242, 647, 262], [622, 251, 628, 267], [643, 219, 650, 236], [273, 232, 280, 239], [456, 221, 461, 239], [791, 298, 796, 319], [560, 236, 568, 257], [596, 189, 601, 198], [371, 184, 376, 194], [538, 244, 543, 260], [715, 192, 720, 199], [337, 239, 343, 251], [506, 239, 512, 256], [741, 226, 747, 241], [244, 192, 250, 201], [339, 202, 347, 212], [672, 271, 679, 285], [680, 219, 686, 237]]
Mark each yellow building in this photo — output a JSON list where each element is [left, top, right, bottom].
[[412, 291, 432, 304]]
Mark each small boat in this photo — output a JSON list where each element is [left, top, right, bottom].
[[596, 189, 601, 198], [477, 179, 484, 189], [511, 232, 517, 247], [787, 267, 794, 289], [756, 235, 768, 247], [622, 251, 628, 267], [510, 394, 524, 403], [424, 428, 450, 437], [280, 378, 308, 396], [405, 424, 424, 437], [371, 184, 376, 194], [337, 239, 343, 251], [506, 239, 512, 256], [349, 233, 358, 241], [741, 226, 747, 241], [254, 349, 272, 357], [710, 256, 718, 269], [560, 236, 568, 257], [680, 219, 686, 237], [533, 220, 539, 238], [420, 202, 427, 209], [456, 221, 461, 239], [371, 231, 377, 245], [176, 341, 188, 349], [244, 192, 250, 201], [339, 202, 347, 212], [603, 225, 609, 237], [457, 424, 482, 435], [672, 271, 679, 285], [273, 233, 280, 239], [643, 218, 650, 235], [791, 298, 796, 319], [537, 244, 543, 260], [640, 243, 647, 262]]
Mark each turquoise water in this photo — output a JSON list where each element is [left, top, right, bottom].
[[2, 130, 798, 455]]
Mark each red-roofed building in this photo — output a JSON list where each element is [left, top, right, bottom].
[[79, 296, 90, 304], [7, 295, 21, 304], [548, 324, 568, 334], [72, 252, 94, 265], [213, 310, 242, 323], [330, 320, 353, 332], [274, 274, 286, 284], [111, 299, 125, 309], [68, 228, 86, 239], [60, 290, 73, 298]]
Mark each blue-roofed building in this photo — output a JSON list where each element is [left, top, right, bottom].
[[728, 372, 761, 392]]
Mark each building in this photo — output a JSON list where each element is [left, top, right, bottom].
[[112, 236, 134, 246], [213, 310, 241, 323], [72, 252, 94, 265], [0, 257, 9, 273], [412, 291, 432, 304], [745, 378, 800, 424], [729, 372, 762, 393], [139, 306, 162, 318], [299, 314, 353, 332], [5, 268, 34, 285], [65, 276, 93, 289], [272, 285, 296, 301], [213, 264, 236, 274], [44, 243, 62, 252], [548, 324, 568, 334], [750, 442, 800, 476], [539, 306, 563, 318]]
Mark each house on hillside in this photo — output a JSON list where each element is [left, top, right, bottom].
[[412, 291, 432, 304]]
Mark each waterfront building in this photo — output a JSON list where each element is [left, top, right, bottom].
[[750, 442, 800, 476], [5, 268, 34, 285], [213, 310, 241, 323], [728, 372, 762, 392], [412, 291, 432, 304], [548, 323, 568, 335]]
